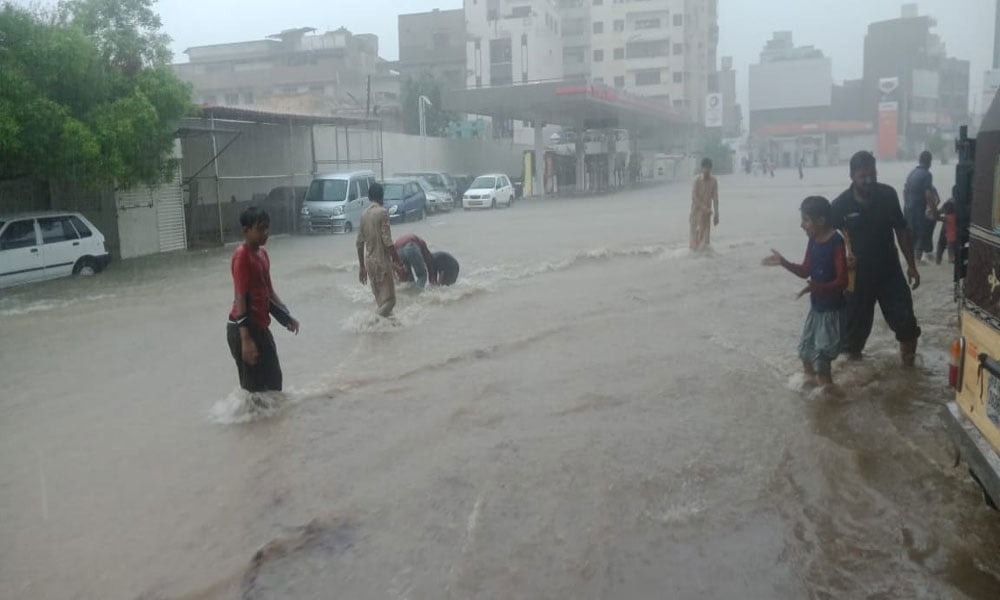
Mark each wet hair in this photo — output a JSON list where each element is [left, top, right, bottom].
[[432, 251, 459, 286], [919, 150, 932, 167], [369, 182, 384, 204], [849, 151, 876, 175], [239, 206, 270, 229], [701, 158, 713, 169], [800, 196, 831, 222]]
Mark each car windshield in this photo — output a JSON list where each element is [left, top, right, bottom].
[[306, 179, 348, 202], [471, 176, 496, 189], [383, 183, 406, 201], [417, 178, 438, 192]]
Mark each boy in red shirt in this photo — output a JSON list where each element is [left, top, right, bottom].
[[763, 196, 849, 386], [227, 207, 299, 394]]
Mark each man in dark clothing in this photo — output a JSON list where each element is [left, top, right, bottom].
[[903, 151, 935, 261], [830, 151, 921, 366]]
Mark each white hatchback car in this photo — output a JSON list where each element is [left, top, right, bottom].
[[0, 212, 111, 288], [463, 174, 515, 210]]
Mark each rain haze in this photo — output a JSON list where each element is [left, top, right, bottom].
[[5, 0, 1000, 598]]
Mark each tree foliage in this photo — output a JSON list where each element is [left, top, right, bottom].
[[699, 132, 734, 174], [0, 1, 192, 189], [401, 72, 456, 137]]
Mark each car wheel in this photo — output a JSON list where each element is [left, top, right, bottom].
[[73, 256, 99, 276]]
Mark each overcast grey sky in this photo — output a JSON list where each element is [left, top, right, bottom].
[[18, 0, 998, 111]]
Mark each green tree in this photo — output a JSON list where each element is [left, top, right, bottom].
[[926, 132, 948, 165], [401, 72, 455, 137], [699, 132, 734, 174], [0, 1, 192, 189]]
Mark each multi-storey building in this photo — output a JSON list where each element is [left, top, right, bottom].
[[556, 0, 718, 125], [862, 4, 970, 154], [173, 27, 401, 127], [398, 8, 467, 92]]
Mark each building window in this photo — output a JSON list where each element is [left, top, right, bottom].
[[593, 21, 603, 34], [635, 70, 662, 86], [563, 46, 586, 63], [614, 75, 625, 88], [614, 20, 625, 32], [673, 14, 683, 26], [490, 38, 513, 86], [614, 47, 624, 60], [673, 71, 684, 83], [564, 18, 586, 35], [673, 43, 683, 55], [635, 18, 661, 29], [593, 49, 604, 62], [626, 40, 669, 58]]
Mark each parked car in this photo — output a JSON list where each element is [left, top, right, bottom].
[[300, 170, 377, 234], [463, 174, 515, 210], [415, 177, 454, 213], [0, 211, 111, 288], [394, 172, 457, 206], [381, 178, 428, 223]]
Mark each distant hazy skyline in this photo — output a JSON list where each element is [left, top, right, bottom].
[[15, 0, 997, 112]]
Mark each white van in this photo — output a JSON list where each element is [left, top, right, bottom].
[[300, 170, 378, 234], [0, 212, 111, 288]]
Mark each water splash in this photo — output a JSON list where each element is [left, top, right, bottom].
[[210, 388, 292, 424]]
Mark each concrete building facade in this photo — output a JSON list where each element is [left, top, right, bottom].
[[398, 9, 467, 92], [464, 0, 564, 89], [173, 27, 402, 129], [556, 0, 718, 125]]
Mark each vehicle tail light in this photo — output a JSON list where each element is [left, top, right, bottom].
[[949, 338, 964, 389]]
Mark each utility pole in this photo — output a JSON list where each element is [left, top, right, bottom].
[[366, 74, 371, 118]]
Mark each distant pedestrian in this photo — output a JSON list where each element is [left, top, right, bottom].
[[762, 196, 848, 387], [226, 207, 300, 396], [357, 183, 401, 317], [830, 151, 921, 366], [689, 158, 719, 252], [936, 196, 957, 265], [903, 151, 936, 262], [798, 156, 805, 180]]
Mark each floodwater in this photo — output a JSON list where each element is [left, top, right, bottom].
[[2, 163, 1000, 599]]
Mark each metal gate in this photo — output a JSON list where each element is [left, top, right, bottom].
[[156, 165, 186, 252]]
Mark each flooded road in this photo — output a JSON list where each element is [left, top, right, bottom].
[[3, 163, 1000, 599]]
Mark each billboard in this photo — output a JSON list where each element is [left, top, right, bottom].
[[749, 58, 832, 111], [878, 101, 899, 159], [912, 70, 940, 99], [705, 93, 723, 128]]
